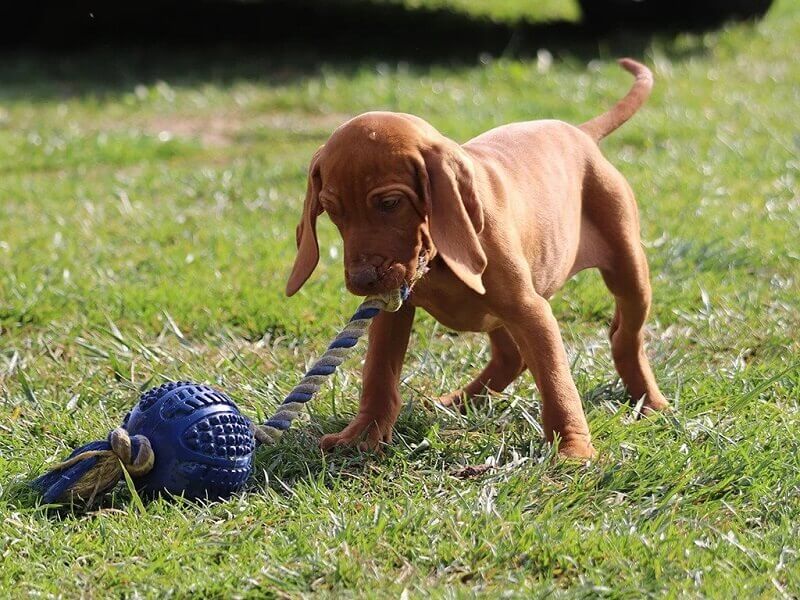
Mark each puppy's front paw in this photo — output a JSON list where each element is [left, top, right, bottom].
[[319, 412, 394, 453], [637, 393, 670, 416], [556, 438, 596, 460]]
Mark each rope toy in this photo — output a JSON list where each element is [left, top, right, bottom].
[[32, 259, 428, 506]]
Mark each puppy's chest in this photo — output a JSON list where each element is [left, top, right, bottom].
[[408, 261, 498, 333]]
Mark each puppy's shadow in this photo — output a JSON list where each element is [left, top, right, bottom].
[[10, 391, 646, 517], [249, 411, 437, 489]]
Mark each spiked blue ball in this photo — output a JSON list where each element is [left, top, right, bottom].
[[123, 382, 255, 500]]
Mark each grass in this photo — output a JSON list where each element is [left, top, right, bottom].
[[1, 0, 800, 596]]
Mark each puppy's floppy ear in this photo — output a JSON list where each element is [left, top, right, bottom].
[[286, 147, 324, 296], [418, 140, 487, 294]]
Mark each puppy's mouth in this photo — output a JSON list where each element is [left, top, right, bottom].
[[345, 262, 406, 296], [345, 250, 431, 297]]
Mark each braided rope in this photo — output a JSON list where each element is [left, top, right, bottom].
[[33, 257, 429, 505], [253, 257, 428, 446], [253, 291, 403, 445]]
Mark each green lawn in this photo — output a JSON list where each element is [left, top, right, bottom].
[[2, 0, 799, 596]]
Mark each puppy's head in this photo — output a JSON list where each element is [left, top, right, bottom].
[[286, 111, 486, 297]]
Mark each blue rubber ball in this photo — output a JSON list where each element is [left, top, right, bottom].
[[123, 381, 255, 500]]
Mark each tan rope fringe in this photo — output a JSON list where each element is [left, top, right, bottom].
[[48, 427, 154, 503]]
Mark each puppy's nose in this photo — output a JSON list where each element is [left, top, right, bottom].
[[349, 265, 379, 290]]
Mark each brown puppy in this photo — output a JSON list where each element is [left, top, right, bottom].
[[286, 58, 668, 458]]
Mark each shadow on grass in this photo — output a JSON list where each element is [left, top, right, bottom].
[[10, 391, 653, 516], [582, 380, 631, 408], [7, 412, 435, 516], [0, 0, 760, 102]]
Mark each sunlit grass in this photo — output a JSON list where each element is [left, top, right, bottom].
[[1, 0, 799, 596]]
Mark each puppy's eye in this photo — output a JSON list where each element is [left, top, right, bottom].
[[319, 197, 340, 216], [378, 195, 401, 212]]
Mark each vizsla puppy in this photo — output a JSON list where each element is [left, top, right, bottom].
[[286, 59, 668, 458]]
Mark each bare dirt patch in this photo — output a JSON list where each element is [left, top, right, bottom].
[[144, 111, 350, 146]]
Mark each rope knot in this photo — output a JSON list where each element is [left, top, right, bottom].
[[108, 428, 155, 477]]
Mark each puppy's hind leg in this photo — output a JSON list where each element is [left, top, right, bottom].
[[601, 246, 669, 415], [584, 157, 668, 416], [437, 327, 526, 411]]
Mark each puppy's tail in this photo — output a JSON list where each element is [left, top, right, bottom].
[[579, 58, 653, 142]]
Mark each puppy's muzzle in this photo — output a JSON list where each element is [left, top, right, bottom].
[[348, 265, 379, 293]]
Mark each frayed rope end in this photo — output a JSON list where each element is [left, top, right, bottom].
[[31, 428, 154, 505]]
